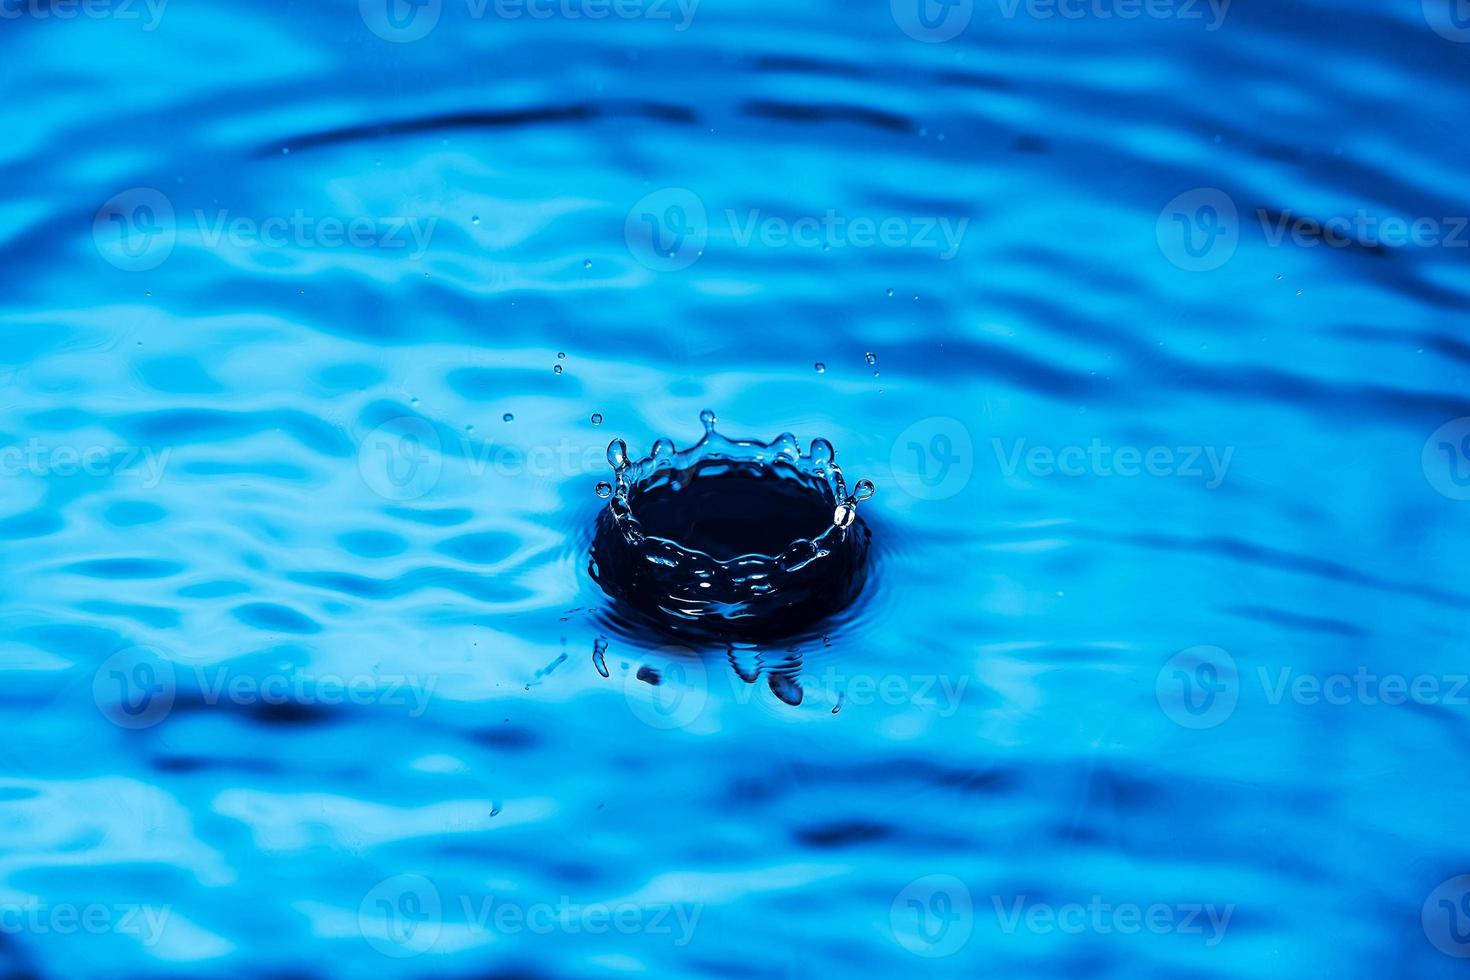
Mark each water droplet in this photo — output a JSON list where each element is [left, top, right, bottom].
[[832, 692, 845, 714], [592, 636, 610, 677], [1274, 274, 1282, 280], [489, 801, 502, 817], [814, 362, 826, 374], [607, 438, 629, 470], [472, 215, 480, 225], [1295, 290, 1303, 297], [590, 413, 603, 426], [553, 364, 563, 375], [502, 413, 514, 422], [699, 409, 717, 431], [865, 352, 877, 366], [595, 481, 612, 499], [583, 259, 592, 269], [885, 288, 894, 297], [853, 479, 875, 501], [557, 351, 567, 359]]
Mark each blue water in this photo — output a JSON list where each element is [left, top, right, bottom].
[[4, 0, 1470, 976]]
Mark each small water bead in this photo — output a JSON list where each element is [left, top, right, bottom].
[[592, 636, 610, 677], [885, 288, 894, 297], [557, 351, 567, 359], [595, 481, 612, 499], [590, 413, 603, 425], [553, 364, 563, 375], [699, 408, 717, 431], [814, 362, 826, 374], [472, 215, 481, 225], [865, 352, 877, 366], [853, 479, 875, 501], [606, 438, 629, 470], [503, 413, 514, 422], [583, 259, 592, 270]]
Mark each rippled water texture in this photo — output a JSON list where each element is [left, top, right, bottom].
[[4, 0, 1470, 976]]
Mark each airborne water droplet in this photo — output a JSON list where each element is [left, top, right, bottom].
[[592, 636, 610, 677], [557, 351, 567, 359], [583, 259, 592, 269], [814, 362, 826, 374], [503, 413, 514, 422], [553, 364, 563, 375], [590, 413, 603, 426], [595, 481, 612, 498], [885, 288, 894, 297], [853, 479, 875, 501], [472, 215, 481, 225]]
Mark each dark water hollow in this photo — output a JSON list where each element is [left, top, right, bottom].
[[589, 448, 872, 644], [630, 461, 835, 560]]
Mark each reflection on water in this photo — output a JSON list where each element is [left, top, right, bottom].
[[4, 0, 1470, 975]]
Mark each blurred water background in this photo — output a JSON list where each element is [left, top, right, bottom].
[[3, 0, 1470, 975]]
